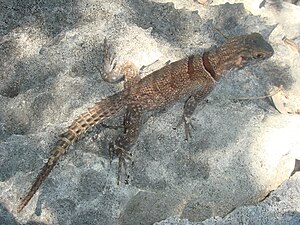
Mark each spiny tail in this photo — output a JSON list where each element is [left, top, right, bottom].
[[17, 91, 126, 212]]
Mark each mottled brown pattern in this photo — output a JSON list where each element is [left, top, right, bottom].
[[17, 33, 274, 212]]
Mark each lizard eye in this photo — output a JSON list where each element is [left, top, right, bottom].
[[254, 52, 265, 59]]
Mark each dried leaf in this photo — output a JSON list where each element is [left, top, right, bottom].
[[290, 159, 300, 177], [269, 85, 290, 114], [282, 36, 299, 52], [194, 0, 211, 5], [269, 86, 300, 115]]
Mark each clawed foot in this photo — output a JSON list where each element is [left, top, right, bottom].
[[109, 142, 132, 185], [174, 116, 195, 141], [99, 37, 124, 83], [139, 60, 171, 77]]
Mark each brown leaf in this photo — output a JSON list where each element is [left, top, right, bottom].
[[290, 159, 300, 177], [282, 36, 299, 52], [194, 0, 211, 5], [269, 85, 290, 114]]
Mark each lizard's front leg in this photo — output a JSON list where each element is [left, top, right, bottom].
[[180, 84, 214, 140], [109, 105, 143, 184], [101, 37, 140, 87]]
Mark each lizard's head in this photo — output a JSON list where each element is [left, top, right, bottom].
[[222, 33, 274, 69], [208, 33, 274, 78]]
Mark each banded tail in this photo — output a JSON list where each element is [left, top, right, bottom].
[[17, 91, 126, 212]]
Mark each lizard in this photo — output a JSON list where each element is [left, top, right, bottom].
[[17, 33, 274, 213]]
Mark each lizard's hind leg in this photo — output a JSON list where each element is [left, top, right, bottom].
[[109, 105, 143, 184], [101, 38, 142, 183]]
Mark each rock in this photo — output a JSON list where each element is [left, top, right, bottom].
[[155, 173, 300, 225], [0, 0, 299, 225]]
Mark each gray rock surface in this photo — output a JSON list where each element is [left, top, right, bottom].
[[0, 0, 299, 225], [155, 173, 300, 225]]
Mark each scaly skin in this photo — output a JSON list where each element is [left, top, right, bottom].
[[17, 33, 274, 212]]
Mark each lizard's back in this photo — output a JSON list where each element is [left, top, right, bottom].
[[127, 55, 212, 109]]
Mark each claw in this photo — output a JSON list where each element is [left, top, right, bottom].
[[175, 116, 194, 140], [101, 37, 124, 83], [109, 142, 132, 185], [183, 117, 194, 141]]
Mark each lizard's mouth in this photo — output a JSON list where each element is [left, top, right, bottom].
[[237, 54, 265, 68], [236, 48, 272, 68], [235, 56, 250, 68]]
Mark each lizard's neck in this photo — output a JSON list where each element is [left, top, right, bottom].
[[202, 52, 220, 82], [205, 47, 241, 81]]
